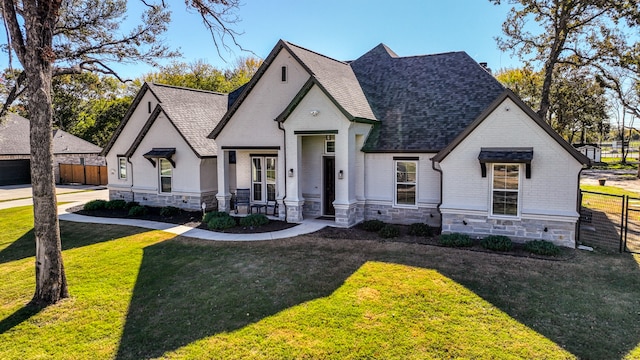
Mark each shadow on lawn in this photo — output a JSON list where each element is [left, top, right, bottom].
[[115, 238, 368, 360], [115, 234, 640, 360], [0, 221, 148, 265], [0, 304, 42, 335]]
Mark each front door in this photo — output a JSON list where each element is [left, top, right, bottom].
[[323, 157, 335, 216]]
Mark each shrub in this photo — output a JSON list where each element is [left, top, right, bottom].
[[361, 219, 386, 232], [524, 240, 561, 256], [480, 235, 513, 251], [408, 223, 433, 237], [83, 199, 108, 211], [125, 201, 139, 209], [378, 225, 400, 238], [106, 199, 127, 210], [240, 213, 269, 227], [160, 206, 181, 218], [203, 211, 230, 223], [128, 205, 148, 217], [208, 216, 237, 231], [438, 233, 473, 247]]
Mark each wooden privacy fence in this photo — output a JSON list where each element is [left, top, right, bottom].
[[59, 164, 107, 185]]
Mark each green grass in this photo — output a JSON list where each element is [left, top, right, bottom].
[[581, 184, 640, 197], [1, 206, 640, 359]]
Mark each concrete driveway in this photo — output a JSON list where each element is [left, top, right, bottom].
[[0, 184, 108, 210]]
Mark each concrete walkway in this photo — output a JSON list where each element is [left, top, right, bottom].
[[57, 202, 329, 241]]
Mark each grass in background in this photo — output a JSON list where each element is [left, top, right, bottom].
[[581, 184, 640, 197], [1, 206, 640, 359]]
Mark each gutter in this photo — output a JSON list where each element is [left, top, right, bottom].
[[431, 158, 443, 230], [127, 156, 135, 202], [575, 166, 585, 248]]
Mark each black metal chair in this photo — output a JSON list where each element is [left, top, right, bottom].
[[234, 188, 250, 214], [266, 199, 279, 216]]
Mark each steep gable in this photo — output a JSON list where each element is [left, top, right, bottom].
[[350, 46, 505, 152]]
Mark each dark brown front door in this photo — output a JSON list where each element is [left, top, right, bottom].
[[323, 157, 335, 216]]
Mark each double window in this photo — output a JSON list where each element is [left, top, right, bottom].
[[395, 160, 417, 206], [159, 158, 172, 193], [252, 156, 277, 202], [491, 164, 520, 216]]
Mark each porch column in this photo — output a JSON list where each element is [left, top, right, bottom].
[[333, 129, 359, 227], [216, 149, 231, 212], [284, 133, 304, 222], [277, 147, 286, 219]]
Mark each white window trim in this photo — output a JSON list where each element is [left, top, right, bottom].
[[251, 156, 277, 203], [324, 135, 335, 154], [394, 160, 418, 208], [117, 157, 127, 180], [489, 163, 521, 219], [159, 158, 172, 194]]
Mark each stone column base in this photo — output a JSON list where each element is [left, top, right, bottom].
[[216, 193, 232, 213], [285, 199, 305, 223]]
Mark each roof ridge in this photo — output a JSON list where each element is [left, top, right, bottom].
[[148, 82, 229, 97], [393, 50, 466, 60], [283, 40, 349, 66]]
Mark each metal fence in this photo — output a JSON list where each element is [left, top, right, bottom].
[[579, 190, 640, 253]]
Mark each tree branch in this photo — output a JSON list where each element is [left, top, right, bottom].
[[0, 70, 26, 118]]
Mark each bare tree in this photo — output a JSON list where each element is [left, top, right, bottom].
[[0, 0, 242, 307]]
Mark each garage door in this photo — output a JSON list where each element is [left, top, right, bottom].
[[0, 159, 31, 185]]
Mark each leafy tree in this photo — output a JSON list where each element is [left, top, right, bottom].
[[491, 0, 639, 121], [495, 67, 542, 109], [142, 56, 262, 93], [0, 0, 242, 307]]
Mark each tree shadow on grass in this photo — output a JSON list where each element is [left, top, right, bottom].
[[115, 233, 640, 360], [0, 221, 150, 265], [0, 304, 42, 335], [115, 237, 368, 360]]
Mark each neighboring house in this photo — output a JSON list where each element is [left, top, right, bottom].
[[0, 113, 104, 185], [102, 83, 230, 210], [208, 40, 589, 247], [574, 143, 601, 163]]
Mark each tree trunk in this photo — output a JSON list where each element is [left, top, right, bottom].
[[27, 65, 69, 306]]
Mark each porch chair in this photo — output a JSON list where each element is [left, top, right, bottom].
[[266, 199, 279, 216], [234, 188, 250, 214]]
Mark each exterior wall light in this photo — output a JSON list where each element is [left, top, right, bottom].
[[310, 110, 319, 116], [288, 168, 294, 177], [338, 170, 343, 179]]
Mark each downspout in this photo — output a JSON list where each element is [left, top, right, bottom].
[[431, 158, 443, 231], [575, 166, 585, 248], [127, 156, 135, 202], [277, 120, 288, 222]]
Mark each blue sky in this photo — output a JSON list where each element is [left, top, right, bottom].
[[0, 1, 523, 80], [110, 0, 522, 79]]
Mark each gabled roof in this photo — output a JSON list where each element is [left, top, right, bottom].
[[431, 90, 590, 165], [0, 113, 102, 156], [103, 82, 228, 158], [209, 40, 376, 139], [350, 45, 506, 152]]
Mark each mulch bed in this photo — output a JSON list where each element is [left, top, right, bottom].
[[69, 205, 573, 260], [69, 205, 297, 234], [316, 224, 575, 261]]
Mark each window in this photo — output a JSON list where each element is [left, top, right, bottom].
[[159, 158, 172, 193], [491, 164, 519, 216], [395, 161, 417, 206], [325, 135, 335, 154], [281, 66, 287, 82], [252, 156, 277, 203], [118, 157, 127, 179]]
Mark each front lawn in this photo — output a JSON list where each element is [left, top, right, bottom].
[[1, 206, 640, 359]]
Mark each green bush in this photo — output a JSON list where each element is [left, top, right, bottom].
[[524, 240, 561, 256], [408, 223, 433, 237], [207, 216, 237, 231], [83, 199, 108, 211], [106, 199, 127, 210], [203, 211, 230, 223], [125, 201, 139, 209], [361, 219, 386, 232], [438, 233, 473, 247], [240, 213, 269, 227], [480, 235, 513, 251], [160, 206, 181, 218], [378, 225, 400, 238], [128, 205, 148, 217]]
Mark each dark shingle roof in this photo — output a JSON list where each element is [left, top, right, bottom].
[[285, 41, 376, 121], [350, 44, 505, 152], [146, 83, 228, 157], [0, 113, 102, 155]]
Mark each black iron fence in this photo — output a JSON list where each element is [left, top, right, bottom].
[[579, 190, 640, 253]]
